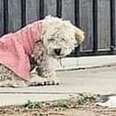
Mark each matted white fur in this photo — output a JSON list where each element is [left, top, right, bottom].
[[42, 16, 84, 58]]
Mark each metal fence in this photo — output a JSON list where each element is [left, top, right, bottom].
[[0, 0, 116, 56]]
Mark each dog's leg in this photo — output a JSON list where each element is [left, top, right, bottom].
[[38, 56, 60, 85], [29, 57, 60, 86]]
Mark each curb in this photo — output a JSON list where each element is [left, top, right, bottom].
[[57, 55, 116, 70], [0, 94, 73, 106]]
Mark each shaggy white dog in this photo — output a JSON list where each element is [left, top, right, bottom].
[[0, 16, 84, 87]]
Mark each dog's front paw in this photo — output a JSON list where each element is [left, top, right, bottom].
[[43, 78, 60, 85], [29, 75, 47, 86], [29, 77, 60, 86], [29, 73, 60, 86]]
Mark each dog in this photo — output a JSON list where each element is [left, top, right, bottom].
[[0, 16, 84, 87]]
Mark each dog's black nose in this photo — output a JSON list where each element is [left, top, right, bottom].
[[54, 48, 61, 55]]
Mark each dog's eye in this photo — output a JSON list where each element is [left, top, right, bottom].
[[48, 38, 54, 41], [61, 38, 65, 41]]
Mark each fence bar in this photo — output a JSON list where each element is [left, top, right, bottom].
[[74, 0, 80, 56], [75, 0, 80, 27], [3, 0, 8, 33], [110, 0, 115, 52], [21, 0, 26, 27], [39, 0, 44, 19], [56, 0, 62, 18], [93, 0, 98, 53]]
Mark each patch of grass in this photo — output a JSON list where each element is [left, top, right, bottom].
[[77, 93, 96, 105], [23, 100, 42, 109], [51, 99, 71, 110], [22, 93, 97, 110]]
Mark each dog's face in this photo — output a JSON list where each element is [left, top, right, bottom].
[[42, 16, 85, 58]]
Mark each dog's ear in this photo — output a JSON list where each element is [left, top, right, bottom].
[[75, 27, 85, 44]]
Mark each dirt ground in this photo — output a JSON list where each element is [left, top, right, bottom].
[[0, 94, 116, 116], [0, 103, 116, 116]]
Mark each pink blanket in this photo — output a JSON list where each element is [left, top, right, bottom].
[[0, 21, 42, 80]]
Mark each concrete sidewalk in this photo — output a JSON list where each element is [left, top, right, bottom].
[[57, 55, 116, 70], [0, 62, 116, 106]]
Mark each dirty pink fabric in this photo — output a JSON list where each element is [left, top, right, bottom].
[[0, 21, 42, 80]]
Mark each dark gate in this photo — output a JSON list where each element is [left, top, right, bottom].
[[0, 0, 116, 56]]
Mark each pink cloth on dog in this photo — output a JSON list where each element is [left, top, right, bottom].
[[0, 21, 42, 80]]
